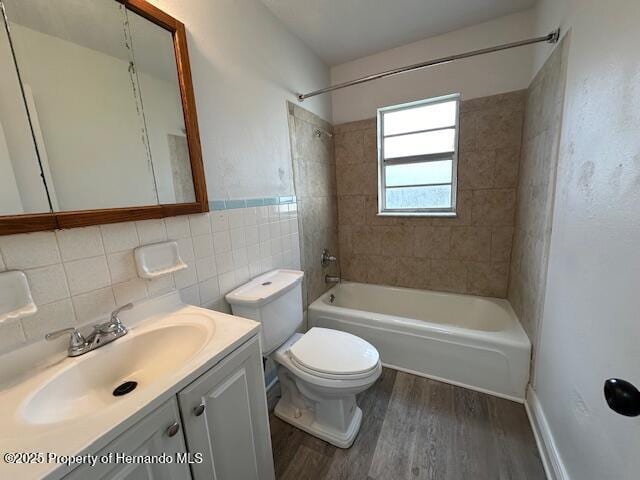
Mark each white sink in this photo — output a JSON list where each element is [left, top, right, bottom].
[[21, 319, 211, 425], [0, 293, 260, 480]]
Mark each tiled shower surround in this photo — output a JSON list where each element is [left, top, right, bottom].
[[335, 91, 526, 297], [0, 205, 300, 354], [287, 102, 339, 307], [509, 35, 569, 372]]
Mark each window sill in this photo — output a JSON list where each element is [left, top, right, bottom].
[[377, 211, 457, 218]]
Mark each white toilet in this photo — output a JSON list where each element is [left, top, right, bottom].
[[226, 269, 381, 448]]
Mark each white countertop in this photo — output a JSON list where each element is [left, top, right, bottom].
[[0, 292, 260, 480]]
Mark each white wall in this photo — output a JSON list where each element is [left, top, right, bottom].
[[147, 0, 332, 200], [330, 10, 536, 124], [529, 1, 640, 479]]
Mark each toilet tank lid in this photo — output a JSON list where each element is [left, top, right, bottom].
[[225, 269, 304, 306]]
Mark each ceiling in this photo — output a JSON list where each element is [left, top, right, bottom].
[[260, 0, 537, 65]]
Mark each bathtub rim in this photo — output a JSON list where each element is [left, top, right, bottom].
[[309, 282, 531, 350]]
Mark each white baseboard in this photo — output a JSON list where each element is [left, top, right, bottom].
[[525, 386, 570, 480]]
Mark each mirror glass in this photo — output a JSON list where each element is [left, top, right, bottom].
[[0, 7, 51, 215], [126, 9, 194, 204], [1, 0, 195, 213]]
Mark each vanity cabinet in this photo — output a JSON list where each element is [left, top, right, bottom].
[[62, 335, 274, 480], [64, 398, 191, 480], [178, 335, 275, 480]]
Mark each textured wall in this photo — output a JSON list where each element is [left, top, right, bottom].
[[288, 103, 339, 307], [335, 91, 525, 297], [508, 36, 569, 365]]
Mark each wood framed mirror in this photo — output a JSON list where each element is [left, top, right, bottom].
[[0, 0, 207, 235]]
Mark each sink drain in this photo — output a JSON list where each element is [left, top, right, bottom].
[[113, 381, 138, 397]]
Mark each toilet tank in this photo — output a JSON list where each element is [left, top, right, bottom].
[[226, 270, 304, 355]]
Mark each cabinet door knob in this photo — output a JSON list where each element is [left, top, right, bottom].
[[166, 421, 180, 437], [193, 403, 206, 416]]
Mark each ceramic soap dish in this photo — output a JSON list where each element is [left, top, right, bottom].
[[0, 271, 37, 323], [134, 241, 188, 279]]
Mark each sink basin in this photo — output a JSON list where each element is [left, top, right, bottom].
[[21, 320, 210, 425]]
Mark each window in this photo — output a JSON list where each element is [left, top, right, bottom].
[[377, 94, 460, 215]]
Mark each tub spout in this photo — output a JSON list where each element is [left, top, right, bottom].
[[325, 275, 341, 284]]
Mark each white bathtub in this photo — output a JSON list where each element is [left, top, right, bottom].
[[308, 282, 531, 402]]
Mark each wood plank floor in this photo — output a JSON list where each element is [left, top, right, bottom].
[[270, 368, 545, 480]]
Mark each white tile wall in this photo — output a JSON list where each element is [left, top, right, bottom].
[[0, 205, 301, 355]]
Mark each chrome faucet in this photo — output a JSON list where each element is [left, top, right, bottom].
[[46, 303, 133, 357]]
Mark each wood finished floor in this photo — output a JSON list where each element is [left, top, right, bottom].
[[269, 368, 545, 480]]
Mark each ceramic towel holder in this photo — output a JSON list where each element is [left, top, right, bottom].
[[0, 271, 37, 323], [134, 241, 188, 279]]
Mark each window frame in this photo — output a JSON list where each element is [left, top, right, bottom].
[[377, 93, 460, 217]]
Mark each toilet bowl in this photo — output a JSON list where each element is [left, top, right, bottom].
[[226, 270, 381, 448], [273, 329, 381, 447]]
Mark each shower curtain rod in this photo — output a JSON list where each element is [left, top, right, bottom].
[[298, 29, 560, 101]]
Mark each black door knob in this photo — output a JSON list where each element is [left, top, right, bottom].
[[604, 378, 640, 417]]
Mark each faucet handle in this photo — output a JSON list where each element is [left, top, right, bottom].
[[45, 328, 86, 352], [111, 303, 134, 322]]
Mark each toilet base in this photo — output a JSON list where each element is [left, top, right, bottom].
[[274, 400, 362, 448]]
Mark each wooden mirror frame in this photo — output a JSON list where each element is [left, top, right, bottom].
[[0, 0, 208, 235]]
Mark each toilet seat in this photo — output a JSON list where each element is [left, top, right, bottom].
[[288, 327, 380, 379]]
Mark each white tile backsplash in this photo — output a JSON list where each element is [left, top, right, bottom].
[[135, 219, 167, 244], [113, 278, 148, 305], [64, 256, 111, 295], [176, 237, 195, 261], [0, 232, 60, 269], [243, 207, 257, 226], [165, 216, 191, 239], [198, 277, 220, 306], [228, 209, 244, 230], [189, 213, 211, 236], [218, 271, 236, 294], [245, 225, 259, 246], [25, 264, 69, 305], [0, 205, 300, 355], [215, 251, 234, 274], [146, 275, 175, 297], [232, 248, 248, 268], [230, 228, 246, 248], [107, 251, 138, 284], [193, 234, 214, 258], [100, 223, 139, 253], [56, 226, 104, 261], [195, 256, 217, 281], [0, 321, 26, 353], [257, 206, 269, 224], [179, 284, 200, 307], [210, 211, 229, 233], [174, 264, 198, 289], [72, 287, 117, 324], [21, 299, 75, 341], [213, 231, 232, 253]]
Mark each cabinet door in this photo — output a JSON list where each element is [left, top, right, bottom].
[[179, 335, 275, 480], [65, 398, 191, 480]]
